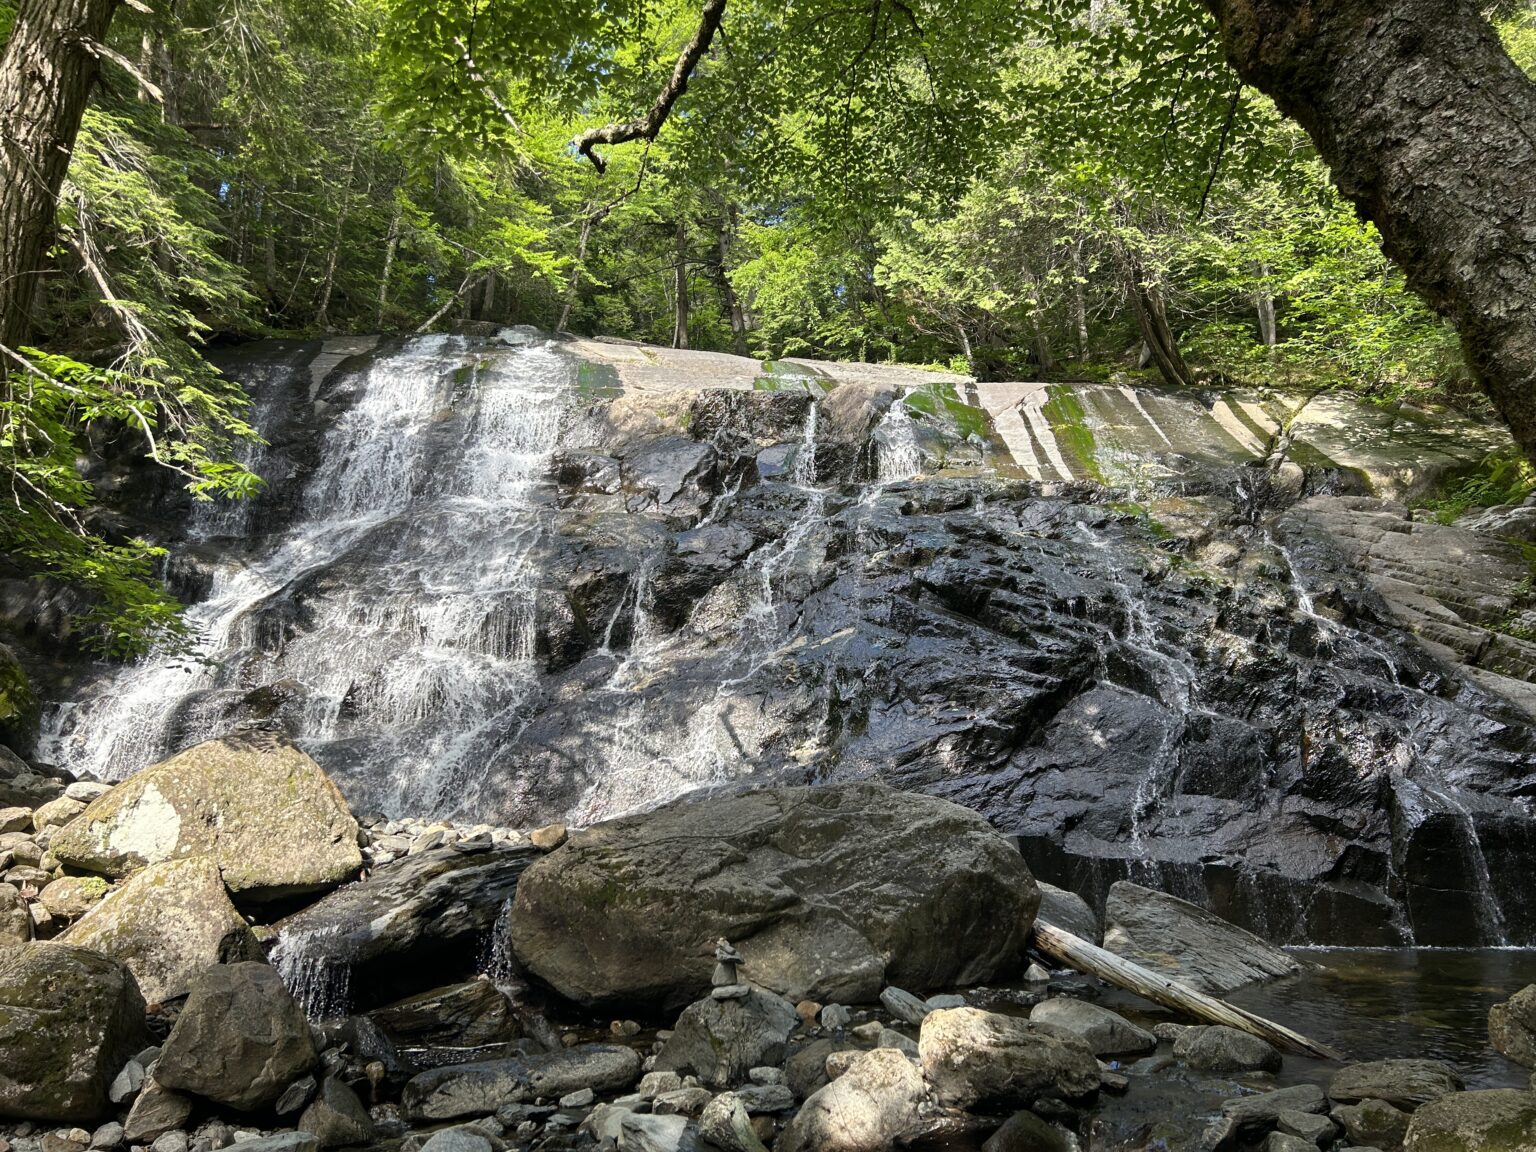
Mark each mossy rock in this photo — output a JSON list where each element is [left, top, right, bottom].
[[1404, 1089, 1536, 1151], [0, 646, 37, 750]]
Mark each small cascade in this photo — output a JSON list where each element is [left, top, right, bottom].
[[270, 926, 352, 1020], [875, 395, 922, 483], [1429, 784, 1509, 946], [792, 401, 818, 486]]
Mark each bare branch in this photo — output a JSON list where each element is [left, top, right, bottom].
[[573, 0, 728, 174]]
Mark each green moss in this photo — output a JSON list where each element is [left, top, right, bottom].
[[575, 361, 622, 400], [0, 645, 37, 747], [1041, 386, 1104, 482]]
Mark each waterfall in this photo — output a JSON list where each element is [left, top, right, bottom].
[[270, 925, 352, 1020], [792, 401, 818, 486], [875, 396, 922, 483]]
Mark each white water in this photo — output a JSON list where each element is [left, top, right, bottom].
[[875, 395, 923, 482]]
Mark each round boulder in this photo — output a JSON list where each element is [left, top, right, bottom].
[[919, 1007, 1100, 1109], [510, 782, 1038, 1008], [1404, 1088, 1536, 1151]]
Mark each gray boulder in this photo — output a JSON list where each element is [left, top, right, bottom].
[[1172, 1025, 1281, 1074], [510, 782, 1038, 1009], [654, 989, 798, 1088], [918, 1007, 1100, 1109], [1332, 1098, 1411, 1148], [297, 1077, 374, 1148], [0, 746, 63, 809], [122, 1081, 193, 1143], [1028, 998, 1156, 1057], [776, 1049, 927, 1152], [619, 1111, 702, 1152], [1404, 1088, 1536, 1151], [1035, 882, 1098, 944], [1329, 1059, 1464, 1112], [60, 857, 262, 1003], [0, 943, 148, 1122], [1489, 985, 1536, 1068], [785, 1038, 854, 1100], [1102, 882, 1301, 994], [368, 979, 517, 1047], [419, 1131, 492, 1152], [49, 735, 360, 903], [697, 1092, 768, 1152], [0, 882, 29, 946], [221, 1136, 318, 1152], [154, 962, 318, 1111], [982, 1111, 1072, 1152], [402, 1044, 642, 1120]]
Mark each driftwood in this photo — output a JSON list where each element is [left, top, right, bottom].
[[1032, 920, 1344, 1061]]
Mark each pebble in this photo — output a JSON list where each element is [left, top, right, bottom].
[[747, 1067, 784, 1086], [794, 999, 820, 1023], [150, 1133, 189, 1152], [819, 1004, 851, 1030], [850, 1021, 883, 1043], [609, 1019, 641, 1037], [711, 983, 751, 1000], [530, 823, 568, 851], [558, 1088, 594, 1108], [879, 986, 930, 1025], [89, 1124, 124, 1150], [653, 1087, 712, 1116], [638, 1071, 683, 1099], [1023, 962, 1052, 982], [876, 1028, 918, 1057], [925, 993, 966, 1010]]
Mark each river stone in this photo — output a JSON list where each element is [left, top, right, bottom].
[[1489, 985, 1536, 1069], [154, 962, 318, 1110], [368, 980, 517, 1047], [697, 1092, 768, 1152], [0, 883, 29, 946], [1403, 1088, 1536, 1151], [122, 1081, 192, 1144], [654, 989, 798, 1088], [982, 1110, 1072, 1152], [297, 1077, 374, 1149], [38, 877, 110, 921], [1332, 1098, 1411, 1148], [785, 1039, 854, 1100], [775, 1049, 927, 1152], [0, 809, 31, 835], [33, 797, 87, 832], [273, 844, 535, 1009], [0, 943, 149, 1122], [1329, 1059, 1464, 1111], [1035, 882, 1099, 943], [402, 1044, 642, 1120], [1102, 882, 1301, 994], [510, 782, 1038, 1009], [49, 734, 360, 903], [1221, 1084, 1328, 1131], [0, 748, 63, 810], [60, 858, 262, 1004], [222, 1136, 318, 1152], [1028, 998, 1156, 1057], [419, 1131, 493, 1152], [1173, 1025, 1282, 1074], [919, 1007, 1100, 1109]]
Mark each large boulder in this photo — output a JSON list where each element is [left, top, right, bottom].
[[918, 1007, 1100, 1109], [0, 943, 149, 1122], [367, 980, 517, 1047], [1027, 998, 1156, 1058], [510, 782, 1037, 1008], [1102, 882, 1301, 994], [1489, 985, 1536, 1068], [0, 882, 29, 947], [1329, 1059, 1464, 1112], [1172, 1025, 1281, 1075], [402, 1045, 642, 1121], [775, 1049, 927, 1152], [1035, 882, 1098, 944], [654, 990, 799, 1088], [1403, 1089, 1536, 1151], [0, 746, 64, 810], [50, 734, 360, 903], [60, 857, 263, 1004], [274, 844, 535, 1011], [154, 961, 317, 1111]]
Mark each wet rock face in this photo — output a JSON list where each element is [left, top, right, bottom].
[[31, 333, 1536, 948]]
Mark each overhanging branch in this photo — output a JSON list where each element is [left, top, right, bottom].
[[572, 0, 728, 174]]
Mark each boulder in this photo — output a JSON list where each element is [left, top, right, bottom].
[[510, 782, 1037, 1008], [0, 747, 63, 809], [38, 877, 110, 921], [60, 858, 262, 1003], [273, 844, 535, 1010], [654, 989, 798, 1088], [1173, 1025, 1282, 1075], [1332, 1098, 1411, 1148], [1329, 1059, 1464, 1112], [1102, 882, 1301, 994], [222, 1136, 318, 1152], [619, 1111, 701, 1152], [49, 735, 360, 903], [982, 1111, 1072, 1152], [697, 1092, 768, 1152], [0, 882, 29, 946], [154, 962, 318, 1111], [33, 797, 87, 832], [367, 980, 516, 1047], [918, 1007, 1100, 1109], [1403, 1088, 1536, 1151], [419, 1131, 492, 1152], [785, 1039, 854, 1100], [775, 1049, 927, 1152], [0, 943, 149, 1122], [122, 1081, 192, 1144], [1035, 882, 1099, 944], [1220, 1084, 1328, 1136], [402, 1044, 642, 1120], [297, 1077, 374, 1148], [1489, 985, 1536, 1069], [1028, 998, 1156, 1058]]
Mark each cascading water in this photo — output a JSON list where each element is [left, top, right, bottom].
[[875, 394, 923, 483]]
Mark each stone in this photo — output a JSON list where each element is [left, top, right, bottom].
[[1262, 1135, 1315, 1152], [419, 1132, 492, 1152], [775, 1049, 928, 1152], [748, 1067, 783, 1086], [875, 1028, 918, 1058], [733, 1084, 794, 1113], [1332, 1098, 1411, 1148], [1219, 1084, 1328, 1135], [559, 1087, 595, 1108], [154, 962, 318, 1111], [0, 883, 29, 946], [1102, 882, 1302, 995], [785, 1039, 851, 1100], [1028, 998, 1156, 1058], [529, 824, 567, 852], [0, 943, 148, 1122], [697, 1092, 768, 1152], [919, 1007, 1100, 1109], [272, 844, 535, 1009], [0, 745, 62, 810], [60, 858, 262, 1004], [878, 987, 929, 1026], [1330, 1059, 1464, 1112], [33, 797, 87, 832], [981, 1111, 1072, 1152], [638, 1071, 683, 1100], [1035, 882, 1099, 943], [38, 878, 109, 921], [794, 999, 820, 1023], [402, 1044, 642, 1120], [122, 1082, 192, 1144], [107, 1061, 145, 1106], [1403, 1088, 1536, 1151], [41, 1133, 87, 1152], [1173, 1025, 1282, 1074], [150, 1132, 188, 1152], [1489, 985, 1536, 1069], [368, 980, 516, 1047], [850, 1021, 882, 1043], [1276, 1109, 1337, 1144], [654, 989, 798, 1088], [274, 1077, 317, 1116], [0, 809, 30, 835], [1023, 963, 1051, 983], [925, 993, 966, 1010], [820, 1004, 851, 1030], [218, 1136, 317, 1152], [49, 734, 361, 904], [618, 1111, 699, 1152], [64, 784, 111, 805], [653, 1087, 711, 1116], [89, 1124, 123, 1151], [509, 783, 1038, 1008], [297, 1077, 374, 1148]]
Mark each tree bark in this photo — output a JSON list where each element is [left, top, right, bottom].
[[557, 208, 596, 334], [1069, 239, 1090, 361], [714, 207, 748, 355], [1255, 262, 1277, 347], [1120, 249, 1195, 389], [1204, 0, 1536, 461], [0, 0, 121, 354], [376, 201, 402, 330], [672, 219, 691, 350]]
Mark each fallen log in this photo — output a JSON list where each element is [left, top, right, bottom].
[[1032, 920, 1344, 1061]]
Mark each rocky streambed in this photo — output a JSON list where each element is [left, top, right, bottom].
[[4, 736, 1536, 1152]]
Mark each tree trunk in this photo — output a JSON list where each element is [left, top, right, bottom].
[[1255, 262, 1277, 347], [314, 159, 357, 332], [480, 272, 497, 323], [714, 207, 748, 355], [557, 210, 595, 335], [1204, 0, 1536, 461], [672, 219, 690, 350], [1119, 247, 1195, 389], [1069, 240, 1090, 360], [0, 0, 121, 354], [376, 201, 402, 331]]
